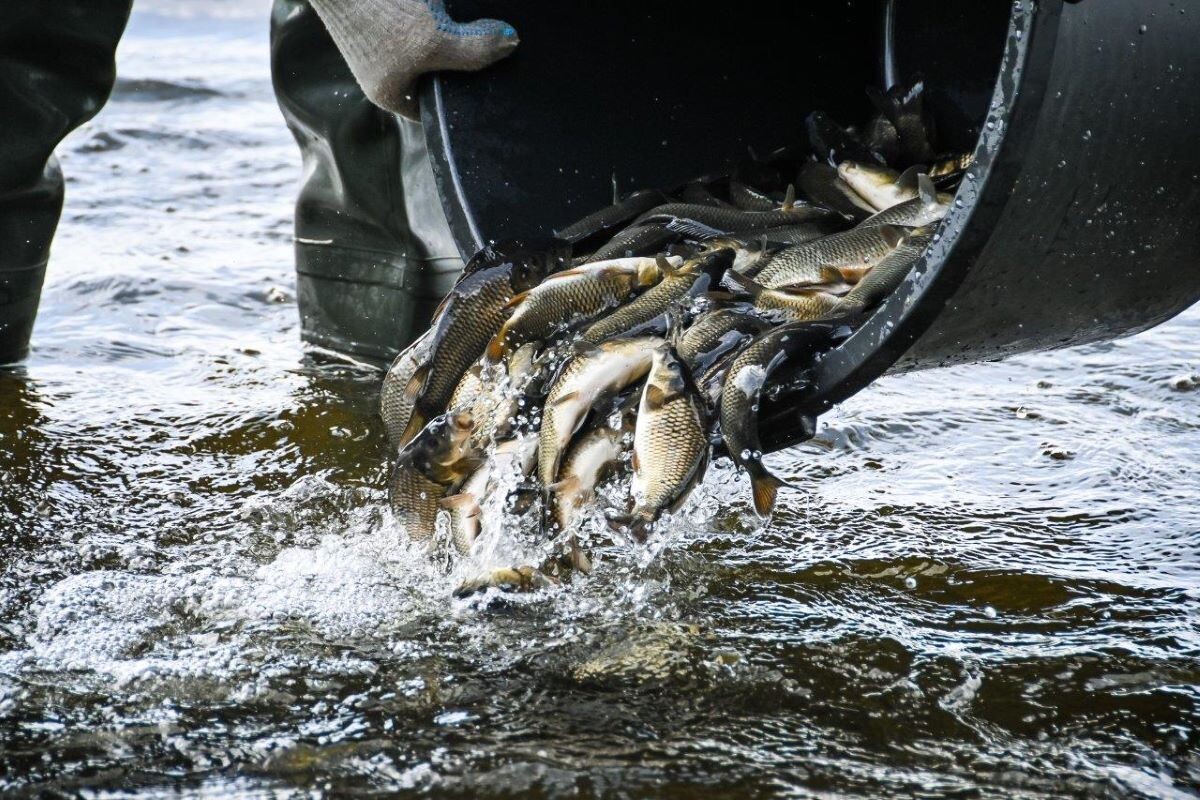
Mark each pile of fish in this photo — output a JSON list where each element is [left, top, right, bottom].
[[381, 81, 969, 588]]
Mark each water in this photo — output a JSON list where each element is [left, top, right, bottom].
[[2, 4, 1198, 797]]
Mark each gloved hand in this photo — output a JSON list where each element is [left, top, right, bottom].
[[307, 0, 518, 120]]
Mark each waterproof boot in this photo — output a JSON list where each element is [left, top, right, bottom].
[[270, 0, 462, 364], [0, 0, 132, 364]]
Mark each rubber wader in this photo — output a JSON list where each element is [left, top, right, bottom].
[[0, 0, 132, 365], [0, 0, 458, 365], [271, 0, 462, 363]]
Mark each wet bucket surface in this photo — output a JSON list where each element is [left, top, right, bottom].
[[1, 2, 1199, 797]]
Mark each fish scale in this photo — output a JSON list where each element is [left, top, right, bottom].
[[380, 330, 432, 449], [631, 348, 708, 527], [756, 225, 908, 288]]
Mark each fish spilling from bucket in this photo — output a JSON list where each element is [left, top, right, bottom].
[[380, 81, 970, 594]]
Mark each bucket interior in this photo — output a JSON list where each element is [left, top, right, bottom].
[[432, 0, 1014, 251]]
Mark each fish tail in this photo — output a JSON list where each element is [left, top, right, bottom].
[[750, 470, 786, 518]]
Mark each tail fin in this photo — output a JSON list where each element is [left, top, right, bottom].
[[751, 472, 785, 518], [917, 173, 938, 206], [485, 324, 511, 363], [721, 270, 767, 300]]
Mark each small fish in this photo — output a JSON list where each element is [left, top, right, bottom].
[[556, 188, 670, 248], [867, 81, 937, 166], [380, 330, 433, 451], [487, 256, 677, 361], [549, 407, 635, 534], [838, 162, 923, 212], [724, 271, 850, 322], [627, 346, 710, 537], [389, 411, 483, 541], [928, 152, 975, 186], [831, 227, 934, 314], [579, 250, 733, 345], [691, 236, 787, 276], [633, 194, 843, 232], [718, 322, 839, 517], [754, 224, 911, 288], [442, 433, 539, 555], [858, 174, 951, 228], [399, 239, 568, 445], [583, 224, 681, 263], [537, 336, 660, 487], [797, 162, 876, 222]]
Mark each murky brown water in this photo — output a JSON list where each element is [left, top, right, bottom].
[[1, 3, 1197, 797]]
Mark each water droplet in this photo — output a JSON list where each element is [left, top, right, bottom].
[[984, 606, 998, 619]]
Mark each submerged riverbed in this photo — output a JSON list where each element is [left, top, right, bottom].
[[1, 3, 1198, 797]]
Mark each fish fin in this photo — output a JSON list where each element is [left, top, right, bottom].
[[547, 475, 582, 496], [880, 225, 909, 249], [485, 325, 510, 363], [751, 472, 786, 518], [664, 306, 687, 348], [439, 493, 477, 511], [450, 411, 474, 431], [662, 216, 727, 241], [747, 144, 759, 162], [611, 172, 620, 205], [430, 292, 454, 323], [656, 255, 680, 279], [569, 537, 593, 574], [397, 411, 427, 448], [404, 363, 431, 400], [630, 450, 640, 473], [781, 183, 797, 211], [606, 511, 653, 542], [818, 266, 846, 286], [917, 173, 938, 206], [552, 390, 581, 406], [643, 383, 669, 411], [896, 165, 922, 192], [721, 271, 765, 300], [502, 290, 531, 311]]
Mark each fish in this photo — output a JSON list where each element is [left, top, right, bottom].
[[837, 162, 923, 212], [676, 305, 774, 383], [754, 224, 911, 288], [723, 270, 851, 322], [578, 250, 734, 345], [831, 227, 934, 314], [928, 152, 975, 187], [549, 406, 635, 535], [857, 174, 951, 228], [867, 81, 937, 166], [389, 410, 484, 541], [556, 188, 670, 248], [626, 345, 710, 537], [398, 239, 568, 445], [453, 565, 557, 598], [757, 223, 844, 248], [718, 321, 841, 517], [805, 110, 884, 167], [442, 433, 539, 555], [633, 196, 844, 232], [797, 162, 876, 222], [729, 180, 781, 212], [690, 236, 789, 276], [583, 224, 681, 263], [380, 329, 433, 450], [537, 336, 659, 487], [486, 256, 677, 361], [448, 342, 545, 448], [862, 112, 901, 165]]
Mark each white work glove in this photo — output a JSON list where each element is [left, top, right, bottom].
[[308, 0, 519, 120]]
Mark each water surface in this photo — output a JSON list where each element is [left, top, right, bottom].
[[1, 3, 1197, 797]]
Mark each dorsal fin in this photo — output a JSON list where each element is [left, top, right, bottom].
[[880, 224, 909, 249], [721, 270, 766, 300], [896, 165, 922, 192], [656, 255, 680, 279], [502, 289, 531, 311], [781, 184, 797, 211]]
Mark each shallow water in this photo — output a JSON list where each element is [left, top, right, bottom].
[[2, 3, 1198, 797]]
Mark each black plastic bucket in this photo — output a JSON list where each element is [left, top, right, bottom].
[[422, 0, 1200, 449]]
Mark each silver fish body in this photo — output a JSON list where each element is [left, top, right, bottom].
[[538, 337, 659, 487], [755, 224, 911, 288], [629, 346, 709, 536]]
